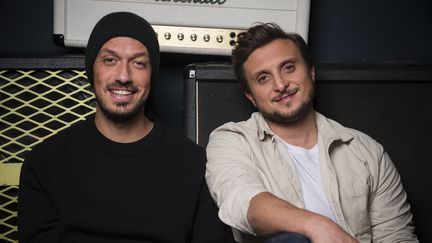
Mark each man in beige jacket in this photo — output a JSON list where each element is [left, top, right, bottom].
[[206, 23, 418, 243]]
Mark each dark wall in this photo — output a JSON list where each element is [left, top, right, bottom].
[[309, 0, 432, 63], [0, 0, 74, 57]]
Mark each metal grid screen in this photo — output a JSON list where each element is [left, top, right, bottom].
[[0, 67, 95, 242]]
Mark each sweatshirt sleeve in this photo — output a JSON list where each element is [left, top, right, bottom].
[[18, 152, 60, 242], [191, 179, 235, 243]]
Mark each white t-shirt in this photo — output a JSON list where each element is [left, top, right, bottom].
[[282, 141, 337, 222]]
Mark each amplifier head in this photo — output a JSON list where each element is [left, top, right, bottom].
[[54, 0, 311, 55]]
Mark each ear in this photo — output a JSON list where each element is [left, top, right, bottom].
[[310, 66, 316, 83], [245, 92, 257, 108]]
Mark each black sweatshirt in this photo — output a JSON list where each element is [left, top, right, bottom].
[[18, 117, 234, 243]]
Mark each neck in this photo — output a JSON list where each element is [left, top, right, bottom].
[[94, 109, 153, 143], [266, 110, 317, 149]]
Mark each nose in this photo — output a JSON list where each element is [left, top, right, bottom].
[[116, 61, 131, 83], [272, 73, 288, 92]]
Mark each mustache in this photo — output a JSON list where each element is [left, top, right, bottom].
[[272, 87, 299, 101], [107, 80, 139, 92]]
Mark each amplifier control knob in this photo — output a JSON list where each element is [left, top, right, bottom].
[[164, 32, 171, 40], [216, 35, 223, 43], [178, 33, 184, 41], [203, 34, 210, 42], [190, 34, 197, 41]]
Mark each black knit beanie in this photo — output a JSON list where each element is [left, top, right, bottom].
[[85, 12, 160, 84]]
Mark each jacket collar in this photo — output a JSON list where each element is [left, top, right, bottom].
[[253, 112, 273, 141], [315, 112, 353, 145], [253, 111, 353, 144]]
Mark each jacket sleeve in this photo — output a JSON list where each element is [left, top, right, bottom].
[[370, 150, 418, 242], [191, 179, 235, 243], [206, 128, 268, 234], [18, 153, 59, 243]]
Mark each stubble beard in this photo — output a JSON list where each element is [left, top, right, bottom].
[[97, 97, 146, 124], [260, 87, 315, 125]]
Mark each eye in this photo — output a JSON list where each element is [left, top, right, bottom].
[[257, 74, 270, 83], [283, 63, 295, 73], [102, 57, 116, 65], [133, 59, 149, 69]]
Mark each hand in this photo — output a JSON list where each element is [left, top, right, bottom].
[[304, 215, 359, 243]]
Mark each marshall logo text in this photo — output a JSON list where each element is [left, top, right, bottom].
[[154, 0, 227, 5]]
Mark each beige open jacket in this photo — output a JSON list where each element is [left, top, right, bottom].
[[206, 112, 418, 243]]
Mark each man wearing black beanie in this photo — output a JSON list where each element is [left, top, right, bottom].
[[18, 12, 234, 243]]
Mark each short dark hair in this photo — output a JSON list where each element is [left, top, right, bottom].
[[232, 23, 312, 92]]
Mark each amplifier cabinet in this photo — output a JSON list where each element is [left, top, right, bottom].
[[183, 63, 255, 146], [183, 62, 432, 242]]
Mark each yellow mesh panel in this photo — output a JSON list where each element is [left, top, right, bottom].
[[0, 69, 95, 242]]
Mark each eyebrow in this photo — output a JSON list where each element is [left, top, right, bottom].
[[280, 58, 296, 66], [98, 48, 150, 60]]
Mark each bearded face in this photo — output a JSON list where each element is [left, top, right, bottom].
[[244, 39, 315, 125], [92, 37, 152, 124]]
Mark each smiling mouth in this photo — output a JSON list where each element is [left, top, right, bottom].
[[110, 89, 133, 96], [273, 89, 298, 102]]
